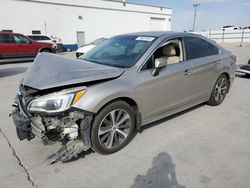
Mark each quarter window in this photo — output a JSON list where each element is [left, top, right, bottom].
[[184, 37, 218, 60]]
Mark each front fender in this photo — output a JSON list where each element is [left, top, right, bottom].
[[72, 79, 140, 114]]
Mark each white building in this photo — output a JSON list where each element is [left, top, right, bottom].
[[0, 0, 172, 50]]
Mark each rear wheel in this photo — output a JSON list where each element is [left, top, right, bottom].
[[207, 74, 229, 106], [41, 49, 51, 53], [91, 101, 135, 154]]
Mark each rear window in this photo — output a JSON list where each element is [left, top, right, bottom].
[[28, 36, 40, 40], [184, 37, 219, 60], [0, 34, 15, 43], [28, 35, 50, 41], [41, 36, 50, 40]]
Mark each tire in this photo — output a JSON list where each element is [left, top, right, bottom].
[[91, 101, 135, 154], [207, 74, 229, 106], [41, 49, 51, 53]]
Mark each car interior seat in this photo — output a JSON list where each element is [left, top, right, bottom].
[[162, 44, 180, 64]]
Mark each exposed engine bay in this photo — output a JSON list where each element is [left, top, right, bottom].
[[12, 85, 93, 163]]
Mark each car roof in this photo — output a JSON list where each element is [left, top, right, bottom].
[[0, 32, 23, 35], [27, 34, 48, 36], [117, 31, 200, 38]]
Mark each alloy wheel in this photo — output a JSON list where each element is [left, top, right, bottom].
[[98, 109, 131, 149], [214, 77, 228, 103]]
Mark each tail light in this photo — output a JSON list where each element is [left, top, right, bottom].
[[230, 55, 237, 64]]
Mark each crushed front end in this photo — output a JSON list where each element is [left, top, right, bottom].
[[11, 85, 93, 163]]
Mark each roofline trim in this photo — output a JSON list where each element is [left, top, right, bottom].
[[20, 0, 172, 16], [102, 0, 172, 10]]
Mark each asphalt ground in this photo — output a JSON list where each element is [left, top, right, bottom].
[[0, 47, 249, 188]]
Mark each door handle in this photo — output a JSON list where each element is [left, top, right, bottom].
[[184, 69, 191, 76]]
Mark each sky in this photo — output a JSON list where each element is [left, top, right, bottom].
[[127, 0, 250, 31]]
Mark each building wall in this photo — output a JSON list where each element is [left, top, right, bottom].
[[0, 0, 172, 45]]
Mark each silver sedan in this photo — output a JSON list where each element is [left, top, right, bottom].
[[12, 31, 236, 162]]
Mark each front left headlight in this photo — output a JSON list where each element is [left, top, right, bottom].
[[27, 89, 86, 113]]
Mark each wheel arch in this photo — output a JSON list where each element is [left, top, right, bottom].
[[220, 72, 231, 91], [39, 48, 52, 53], [95, 97, 142, 131]]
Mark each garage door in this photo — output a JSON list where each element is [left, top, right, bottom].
[[150, 17, 166, 31]]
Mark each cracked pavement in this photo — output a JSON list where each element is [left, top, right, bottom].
[[0, 47, 250, 188], [0, 128, 37, 187]]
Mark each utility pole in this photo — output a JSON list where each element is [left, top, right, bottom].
[[192, 3, 200, 32], [44, 21, 47, 34]]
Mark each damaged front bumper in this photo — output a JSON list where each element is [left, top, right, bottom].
[[12, 94, 93, 163]]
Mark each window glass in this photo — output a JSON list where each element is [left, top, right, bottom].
[[41, 36, 50, 40], [141, 39, 183, 70], [184, 37, 218, 60], [92, 38, 106, 45], [14, 35, 30, 43], [80, 36, 155, 68], [0, 34, 5, 43], [29, 36, 42, 40], [0, 34, 15, 43]]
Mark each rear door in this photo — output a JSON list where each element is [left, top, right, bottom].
[[183, 37, 221, 100], [13, 34, 37, 57], [0, 33, 16, 58]]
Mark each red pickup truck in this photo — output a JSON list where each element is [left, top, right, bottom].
[[0, 32, 56, 60]]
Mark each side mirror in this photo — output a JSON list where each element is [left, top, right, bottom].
[[152, 58, 167, 76]]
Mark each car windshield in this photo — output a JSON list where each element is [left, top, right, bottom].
[[80, 35, 155, 68], [91, 38, 106, 45]]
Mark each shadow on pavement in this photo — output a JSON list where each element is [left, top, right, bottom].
[[131, 152, 185, 188], [0, 67, 27, 78]]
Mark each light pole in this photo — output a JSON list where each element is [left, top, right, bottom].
[[44, 21, 47, 34], [192, 3, 200, 32]]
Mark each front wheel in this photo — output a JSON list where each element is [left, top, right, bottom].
[[91, 101, 135, 154], [207, 74, 229, 106]]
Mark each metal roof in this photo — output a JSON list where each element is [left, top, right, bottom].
[[103, 0, 172, 10], [118, 31, 197, 37]]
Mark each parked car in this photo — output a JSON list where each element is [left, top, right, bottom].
[[0, 32, 56, 61], [27, 34, 57, 49], [11, 32, 236, 162], [221, 25, 239, 31], [76, 37, 107, 58], [236, 63, 250, 77]]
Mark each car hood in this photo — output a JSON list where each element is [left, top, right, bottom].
[[76, 44, 96, 53], [21, 53, 124, 90]]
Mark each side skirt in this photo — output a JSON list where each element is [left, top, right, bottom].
[[141, 96, 209, 127]]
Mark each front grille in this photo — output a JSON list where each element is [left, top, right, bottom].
[[241, 65, 250, 71]]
